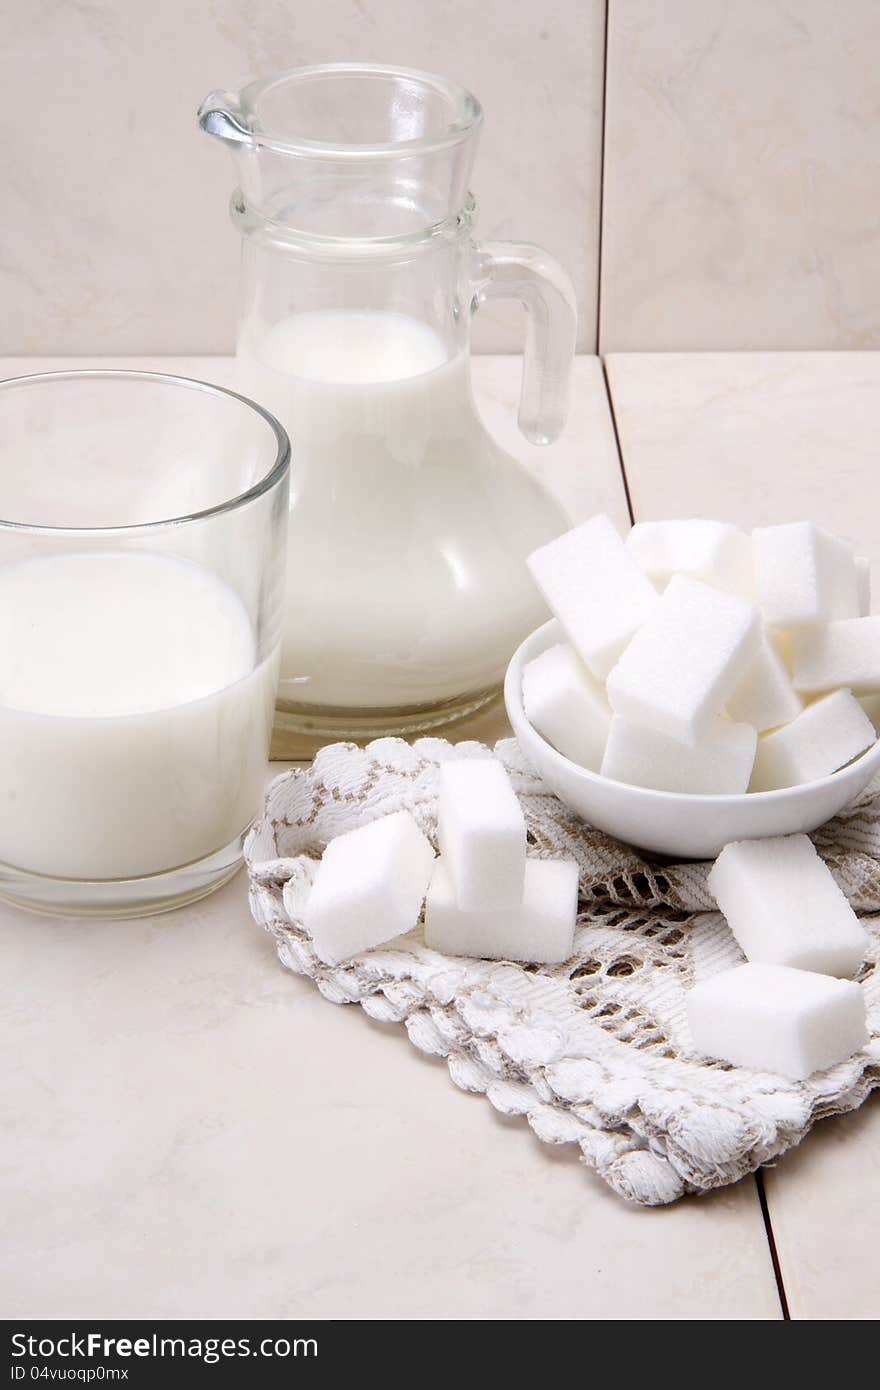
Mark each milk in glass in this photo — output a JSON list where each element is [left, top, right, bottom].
[[0, 551, 277, 880]]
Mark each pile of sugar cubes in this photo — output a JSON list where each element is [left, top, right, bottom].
[[687, 833, 869, 1080], [303, 757, 578, 969], [524, 515, 879, 794], [299, 514, 880, 1086], [300, 761, 868, 1082]]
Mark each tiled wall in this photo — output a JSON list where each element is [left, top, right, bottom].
[[600, 0, 880, 351], [5, 0, 880, 355], [2, 0, 605, 355]]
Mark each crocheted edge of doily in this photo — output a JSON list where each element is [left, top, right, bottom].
[[249, 873, 880, 1206], [245, 739, 880, 1206]]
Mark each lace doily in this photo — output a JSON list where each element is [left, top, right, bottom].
[[245, 737, 880, 1206]]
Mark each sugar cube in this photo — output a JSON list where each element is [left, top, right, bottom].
[[606, 575, 761, 745], [424, 856, 578, 964], [601, 714, 756, 794], [791, 615, 880, 695], [686, 963, 867, 1080], [857, 556, 871, 615], [773, 626, 794, 672], [527, 514, 658, 680], [522, 642, 611, 772], [753, 521, 859, 628], [725, 629, 803, 731], [858, 693, 880, 731], [708, 835, 869, 978], [626, 519, 753, 596], [438, 759, 526, 910], [749, 689, 875, 791], [304, 811, 435, 966]]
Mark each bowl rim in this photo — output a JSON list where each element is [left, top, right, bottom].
[[505, 619, 880, 806]]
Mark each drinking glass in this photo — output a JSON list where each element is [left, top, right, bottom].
[[0, 370, 289, 917]]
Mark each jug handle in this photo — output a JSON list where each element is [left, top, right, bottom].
[[473, 242, 578, 446]]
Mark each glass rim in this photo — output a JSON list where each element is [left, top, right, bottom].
[[238, 62, 483, 161], [0, 369, 291, 537]]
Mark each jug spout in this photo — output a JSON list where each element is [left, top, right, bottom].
[[198, 91, 254, 146]]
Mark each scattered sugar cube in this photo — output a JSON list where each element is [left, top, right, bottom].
[[626, 519, 753, 596], [749, 689, 875, 791], [606, 575, 760, 746], [438, 759, 526, 910], [522, 642, 611, 772], [791, 615, 880, 694], [753, 521, 859, 627], [858, 693, 880, 731], [305, 811, 435, 966], [527, 514, 658, 680], [725, 629, 803, 731], [709, 835, 869, 978], [601, 714, 756, 794], [773, 626, 794, 672], [857, 556, 871, 615], [424, 856, 578, 964], [686, 963, 867, 1080]]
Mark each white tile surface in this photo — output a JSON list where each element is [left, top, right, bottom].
[[606, 351, 880, 595], [605, 348, 880, 1319], [0, 355, 782, 1320], [0, 355, 628, 532], [0, 847, 780, 1320], [762, 1101, 880, 1320], [2, 1, 604, 354], [473, 357, 630, 532], [601, 1, 880, 350]]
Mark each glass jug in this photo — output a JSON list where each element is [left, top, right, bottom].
[[198, 64, 577, 744]]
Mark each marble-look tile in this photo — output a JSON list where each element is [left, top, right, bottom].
[[471, 356, 630, 533], [606, 351, 880, 592], [605, 348, 880, 1317], [0, 354, 629, 531], [601, 1, 880, 350], [762, 1098, 880, 1320], [2, 1, 603, 355], [0, 853, 780, 1320]]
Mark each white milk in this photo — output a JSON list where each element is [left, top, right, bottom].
[[239, 310, 563, 710], [0, 551, 277, 881]]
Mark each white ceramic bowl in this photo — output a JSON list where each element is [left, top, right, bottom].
[[504, 620, 880, 859]]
